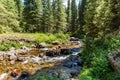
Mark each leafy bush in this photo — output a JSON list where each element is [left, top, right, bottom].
[[0, 41, 22, 51], [79, 36, 120, 80]]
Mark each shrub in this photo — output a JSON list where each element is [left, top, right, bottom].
[[79, 35, 120, 80]]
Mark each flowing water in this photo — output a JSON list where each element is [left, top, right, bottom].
[[0, 41, 83, 80]]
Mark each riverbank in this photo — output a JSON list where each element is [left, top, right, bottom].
[[0, 33, 70, 51], [0, 36, 83, 80]]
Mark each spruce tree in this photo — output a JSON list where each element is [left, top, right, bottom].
[[14, 0, 23, 17], [110, 0, 120, 31], [23, 0, 42, 32], [77, 0, 86, 36], [66, 0, 71, 32], [84, 0, 113, 38], [55, 0, 67, 32], [0, 0, 21, 32], [84, 0, 98, 38], [71, 0, 77, 33], [42, 0, 54, 33]]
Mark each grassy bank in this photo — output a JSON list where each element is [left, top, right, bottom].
[[0, 33, 70, 51]]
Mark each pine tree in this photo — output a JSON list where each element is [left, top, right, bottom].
[[42, 0, 54, 33], [71, 0, 77, 33], [84, 0, 113, 38], [66, 0, 71, 32], [55, 0, 67, 32], [78, 0, 86, 27], [0, 0, 21, 32], [83, 0, 98, 38], [23, 0, 43, 32], [14, 0, 23, 17], [110, 0, 120, 31]]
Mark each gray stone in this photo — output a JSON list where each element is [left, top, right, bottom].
[[10, 55, 17, 61]]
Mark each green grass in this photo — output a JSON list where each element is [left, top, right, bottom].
[[0, 33, 70, 51]]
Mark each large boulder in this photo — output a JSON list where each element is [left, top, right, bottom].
[[62, 55, 83, 68], [46, 47, 61, 57], [108, 51, 120, 72]]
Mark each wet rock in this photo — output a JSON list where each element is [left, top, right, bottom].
[[108, 51, 120, 72], [10, 60, 15, 65], [62, 55, 83, 68], [46, 48, 61, 57], [39, 53, 44, 57], [36, 43, 47, 48], [58, 70, 71, 79], [61, 48, 71, 55], [16, 72, 30, 80], [48, 65, 81, 79], [52, 41, 61, 45], [17, 55, 27, 61], [0, 52, 4, 60], [31, 56, 41, 64], [31, 44, 36, 48], [39, 48, 49, 51], [0, 73, 8, 80], [21, 46, 29, 50], [70, 37, 80, 41], [10, 69, 21, 77], [9, 55, 17, 61], [22, 60, 29, 64]]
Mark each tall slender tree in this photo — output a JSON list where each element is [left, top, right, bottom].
[[77, 0, 86, 36], [71, 0, 77, 33], [55, 0, 67, 32], [66, 0, 71, 32], [42, 0, 54, 33], [23, 0, 43, 32], [14, 0, 23, 17]]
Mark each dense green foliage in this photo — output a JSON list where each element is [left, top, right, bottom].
[[79, 35, 120, 80], [0, 0, 120, 80], [0, 0, 22, 33], [23, 0, 42, 32], [70, 0, 77, 33], [78, 0, 120, 80]]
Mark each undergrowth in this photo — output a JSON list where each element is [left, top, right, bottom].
[[78, 35, 120, 80]]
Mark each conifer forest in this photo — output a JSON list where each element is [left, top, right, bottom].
[[0, 0, 120, 80]]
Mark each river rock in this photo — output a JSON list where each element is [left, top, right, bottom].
[[52, 41, 61, 45], [46, 48, 61, 57], [17, 55, 27, 61], [9, 55, 17, 61], [16, 72, 31, 80], [10, 69, 21, 77], [70, 37, 80, 41], [62, 55, 83, 68], [0, 73, 8, 80], [31, 56, 41, 64], [10, 60, 15, 65], [61, 48, 71, 55], [0, 52, 4, 60], [108, 51, 120, 72], [21, 46, 29, 50]]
